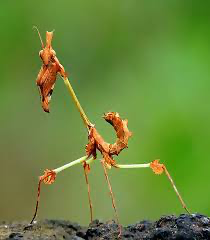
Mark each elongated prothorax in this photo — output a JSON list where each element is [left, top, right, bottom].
[[46, 31, 53, 49]]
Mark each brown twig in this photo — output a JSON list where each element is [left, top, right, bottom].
[[101, 159, 122, 237], [163, 166, 190, 214], [30, 170, 56, 224], [150, 160, 190, 214], [30, 178, 42, 224], [83, 162, 93, 222]]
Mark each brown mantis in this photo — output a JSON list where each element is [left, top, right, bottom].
[[31, 27, 190, 237]]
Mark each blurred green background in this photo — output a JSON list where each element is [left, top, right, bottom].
[[0, 1, 209, 226]]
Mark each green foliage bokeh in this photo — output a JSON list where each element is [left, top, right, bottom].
[[0, 1, 209, 225]]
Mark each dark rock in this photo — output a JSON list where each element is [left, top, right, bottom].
[[8, 232, 23, 239], [0, 214, 209, 239]]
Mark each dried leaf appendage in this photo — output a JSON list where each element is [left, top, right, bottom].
[[86, 112, 132, 167], [40, 169, 57, 184], [35, 30, 66, 112], [150, 159, 164, 175]]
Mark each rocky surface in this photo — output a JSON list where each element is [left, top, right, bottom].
[[0, 214, 210, 239]]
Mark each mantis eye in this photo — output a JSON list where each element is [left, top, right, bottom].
[[51, 50, 56, 60], [39, 50, 43, 59]]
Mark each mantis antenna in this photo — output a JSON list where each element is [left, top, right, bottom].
[[33, 26, 44, 49]]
